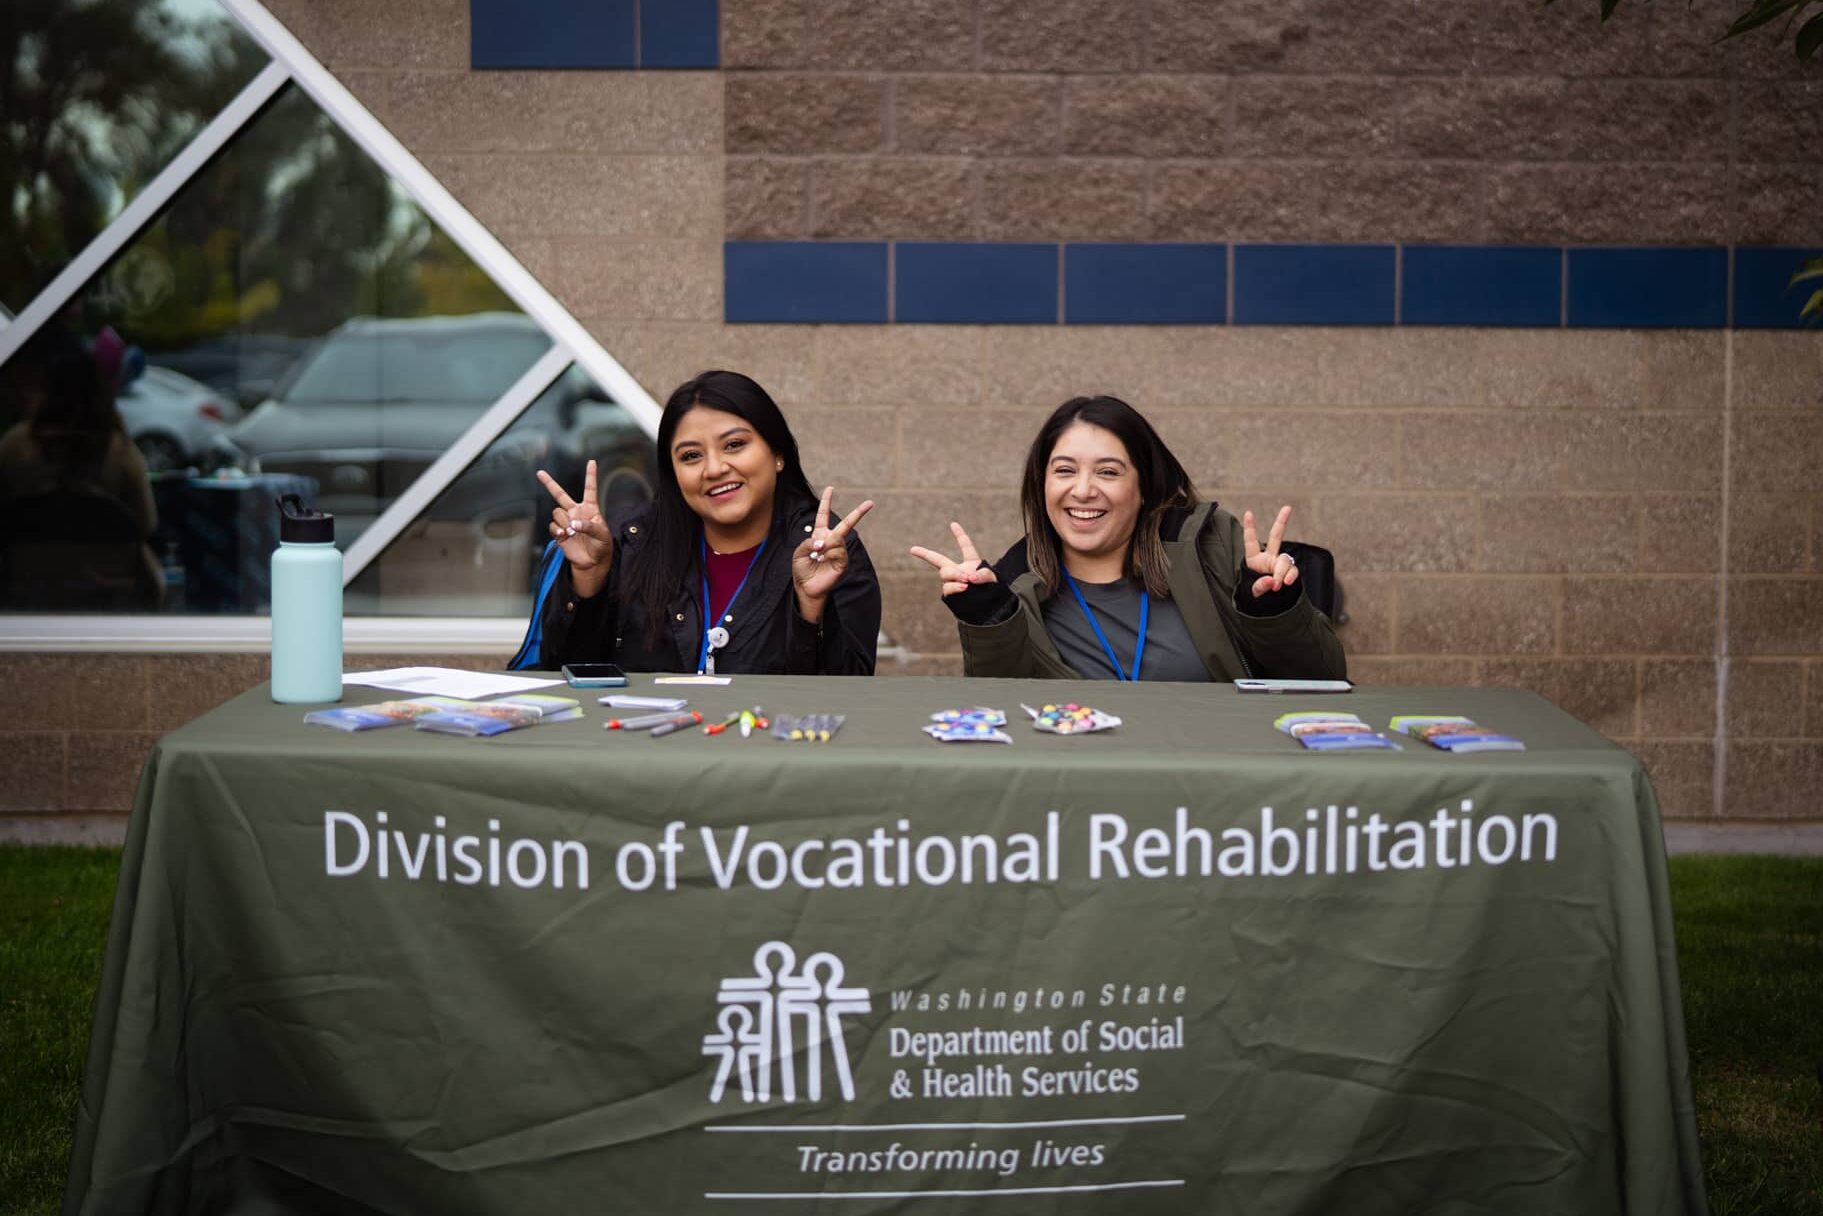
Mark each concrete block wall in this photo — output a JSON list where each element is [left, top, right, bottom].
[[723, 0, 1820, 246], [2, 0, 1819, 838]]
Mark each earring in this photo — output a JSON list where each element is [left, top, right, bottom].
[[776, 459, 784, 471]]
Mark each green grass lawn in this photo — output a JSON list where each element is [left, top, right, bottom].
[[3, 846, 1819, 1214], [1673, 855, 1823, 1216], [0, 846, 118, 1216]]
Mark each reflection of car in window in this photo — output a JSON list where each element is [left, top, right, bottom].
[[152, 335, 314, 412], [116, 366, 240, 473], [225, 313, 653, 593]]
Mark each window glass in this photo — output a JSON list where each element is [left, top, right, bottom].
[[346, 366, 657, 618], [1, 0, 268, 312], [0, 82, 551, 616]]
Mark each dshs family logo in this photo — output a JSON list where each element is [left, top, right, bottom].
[[703, 942, 872, 1104]]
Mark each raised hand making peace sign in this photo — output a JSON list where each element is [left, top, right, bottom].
[[793, 486, 875, 619], [1241, 505, 1299, 599], [909, 522, 999, 598], [537, 459, 612, 597]]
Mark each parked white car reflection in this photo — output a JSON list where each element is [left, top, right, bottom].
[[116, 366, 240, 473]]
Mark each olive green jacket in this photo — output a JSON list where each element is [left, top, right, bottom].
[[955, 502, 1347, 681]]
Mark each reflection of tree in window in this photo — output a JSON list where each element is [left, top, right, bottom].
[[95, 86, 515, 357], [0, 0, 263, 310]]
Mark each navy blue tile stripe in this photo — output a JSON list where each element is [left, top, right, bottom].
[[471, 0, 718, 69], [725, 243, 887, 324], [724, 242, 1822, 329], [1402, 245, 1562, 328], [897, 243, 1058, 324], [1734, 247, 1823, 329], [640, 0, 719, 69], [1233, 244, 1396, 326], [1567, 247, 1728, 329], [1065, 244, 1226, 324]]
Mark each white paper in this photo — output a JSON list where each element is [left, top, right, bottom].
[[653, 675, 733, 686], [343, 666, 564, 699]]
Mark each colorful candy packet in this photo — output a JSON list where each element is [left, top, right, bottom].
[[1019, 702, 1121, 734], [925, 707, 1013, 744], [772, 714, 847, 742]]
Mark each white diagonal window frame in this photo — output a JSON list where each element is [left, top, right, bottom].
[[337, 344, 572, 581], [218, 0, 660, 436], [2, 0, 662, 652]]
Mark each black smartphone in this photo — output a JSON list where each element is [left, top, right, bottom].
[[561, 663, 629, 688]]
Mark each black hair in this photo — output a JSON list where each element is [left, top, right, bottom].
[[32, 343, 123, 469], [1019, 395, 1197, 597], [625, 370, 817, 638]]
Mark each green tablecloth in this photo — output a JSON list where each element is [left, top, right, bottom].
[[66, 677, 1706, 1215]]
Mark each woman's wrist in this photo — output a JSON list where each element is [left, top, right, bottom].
[[571, 560, 610, 600], [796, 587, 828, 624], [946, 578, 1016, 627]]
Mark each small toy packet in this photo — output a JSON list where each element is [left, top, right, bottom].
[[1273, 711, 1402, 751], [1020, 702, 1121, 735], [1389, 715, 1526, 753], [925, 707, 1012, 744]]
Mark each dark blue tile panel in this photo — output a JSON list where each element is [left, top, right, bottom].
[[1064, 244, 1226, 324], [897, 243, 1059, 324], [642, 0, 720, 67], [1232, 244, 1396, 326], [725, 242, 888, 323], [1566, 247, 1727, 328], [471, 0, 636, 68], [1734, 247, 1823, 329], [1402, 245, 1561, 327]]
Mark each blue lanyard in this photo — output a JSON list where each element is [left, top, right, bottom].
[[1062, 571, 1147, 681], [698, 535, 766, 673]]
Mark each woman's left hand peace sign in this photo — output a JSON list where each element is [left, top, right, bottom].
[[1241, 505, 1300, 599], [793, 486, 875, 617]]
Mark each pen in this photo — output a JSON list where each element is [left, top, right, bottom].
[[705, 712, 742, 736], [649, 712, 703, 738], [608, 710, 699, 731]]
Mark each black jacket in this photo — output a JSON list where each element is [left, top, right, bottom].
[[537, 496, 880, 675]]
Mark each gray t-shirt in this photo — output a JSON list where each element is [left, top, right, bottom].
[[1039, 576, 1212, 682]]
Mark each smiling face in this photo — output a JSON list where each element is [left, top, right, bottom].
[[1044, 422, 1142, 578], [669, 405, 780, 544]]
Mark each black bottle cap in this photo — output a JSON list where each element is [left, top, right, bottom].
[[277, 494, 335, 544]]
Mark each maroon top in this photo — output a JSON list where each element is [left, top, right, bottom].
[[704, 543, 764, 626]]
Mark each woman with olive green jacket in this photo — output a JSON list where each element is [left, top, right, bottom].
[[913, 396, 1344, 683]]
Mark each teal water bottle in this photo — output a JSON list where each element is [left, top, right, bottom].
[[271, 495, 343, 704]]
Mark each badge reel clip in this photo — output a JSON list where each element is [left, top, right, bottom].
[[702, 625, 731, 677]]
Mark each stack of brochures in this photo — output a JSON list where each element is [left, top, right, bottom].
[[1274, 712, 1401, 751], [304, 698, 448, 732], [1389, 715, 1525, 752], [306, 694, 582, 736]]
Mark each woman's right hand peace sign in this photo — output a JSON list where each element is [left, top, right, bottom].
[[537, 459, 613, 581], [910, 521, 998, 598]]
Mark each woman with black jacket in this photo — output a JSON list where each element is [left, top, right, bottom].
[[524, 370, 879, 675]]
